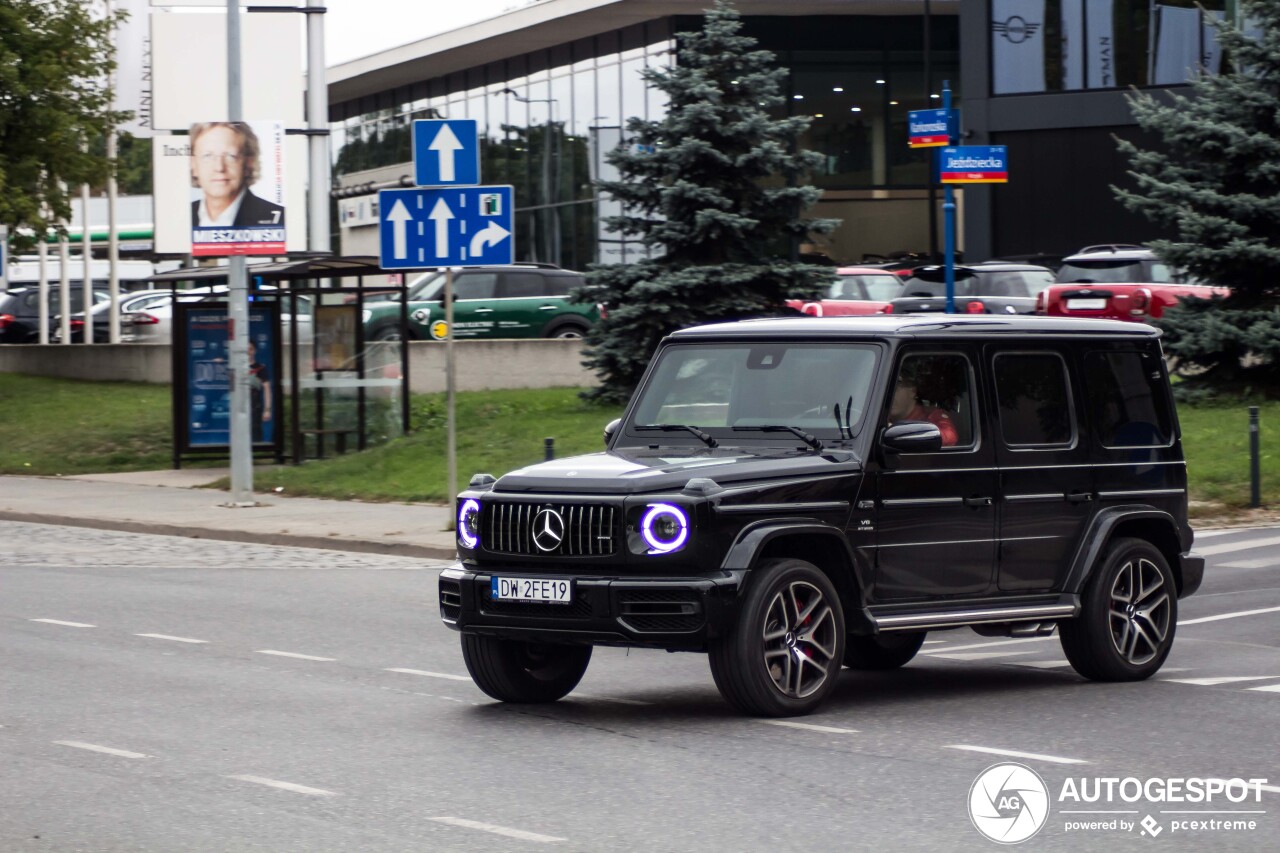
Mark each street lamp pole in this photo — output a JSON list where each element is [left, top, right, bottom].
[[500, 89, 559, 265]]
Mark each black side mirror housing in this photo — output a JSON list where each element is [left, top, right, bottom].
[[603, 418, 621, 447], [882, 421, 943, 454]]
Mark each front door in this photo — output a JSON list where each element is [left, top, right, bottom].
[[870, 348, 998, 600]]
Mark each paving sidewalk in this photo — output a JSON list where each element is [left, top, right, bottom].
[[0, 470, 458, 560]]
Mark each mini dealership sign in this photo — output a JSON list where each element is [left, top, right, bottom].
[[939, 145, 1009, 184]]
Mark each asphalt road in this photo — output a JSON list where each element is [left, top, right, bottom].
[[2, 521, 1278, 852]]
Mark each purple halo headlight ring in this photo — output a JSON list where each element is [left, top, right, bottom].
[[458, 499, 481, 550], [640, 503, 689, 554]]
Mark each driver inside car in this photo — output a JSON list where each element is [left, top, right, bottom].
[[888, 372, 959, 447]]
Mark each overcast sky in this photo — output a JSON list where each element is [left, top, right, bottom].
[[325, 0, 533, 65]]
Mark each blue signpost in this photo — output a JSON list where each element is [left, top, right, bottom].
[[412, 119, 480, 187], [377, 186, 515, 269]]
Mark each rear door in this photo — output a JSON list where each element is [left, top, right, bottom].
[[989, 345, 1093, 592], [494, 271, 550, 337]]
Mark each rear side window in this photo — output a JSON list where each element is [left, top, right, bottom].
[[1085, 352, 1173, 447], [542, 274, 582, 297], [502, 273, 546, 298], [993, 352, 1075, 447]]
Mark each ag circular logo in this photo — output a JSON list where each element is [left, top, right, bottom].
[[968, 762, 1050, 844], [430, 320, 449, 340]]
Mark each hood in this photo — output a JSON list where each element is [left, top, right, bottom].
[[491, 447, 862, 495]]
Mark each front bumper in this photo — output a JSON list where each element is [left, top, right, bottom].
[[1179, 551, 1205, 598], [438, 565, 746, 649]]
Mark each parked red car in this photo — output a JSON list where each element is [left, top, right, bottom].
[[786, 267, 905, 317], [1037, 245, 1226, 321]]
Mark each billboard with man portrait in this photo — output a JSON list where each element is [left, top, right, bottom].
[[189, 120, 286, 257]]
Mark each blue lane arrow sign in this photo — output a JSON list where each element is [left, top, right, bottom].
[[378, 186, 515, 269], [413, 119, 480, 187]]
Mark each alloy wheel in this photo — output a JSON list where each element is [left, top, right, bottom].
[[761, 580, 839, 698], [1107, 557, 1172, 666]]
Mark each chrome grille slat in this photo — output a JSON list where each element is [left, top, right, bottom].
[[482, 500, 619, 557]]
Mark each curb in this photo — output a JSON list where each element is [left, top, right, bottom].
[[0, 511, 458, 561]]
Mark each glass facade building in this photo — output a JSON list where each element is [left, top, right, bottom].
[[330, 15, 960, 268]]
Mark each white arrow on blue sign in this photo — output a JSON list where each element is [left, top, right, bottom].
[[378, 186, 515, 269], [413, 119, 480, 187]]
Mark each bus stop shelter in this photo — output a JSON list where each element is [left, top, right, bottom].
[[141, 256, 413, 467]]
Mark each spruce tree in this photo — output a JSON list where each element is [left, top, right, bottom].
[[1114, 0, 1280, 387], [577, 1, 837, 403]]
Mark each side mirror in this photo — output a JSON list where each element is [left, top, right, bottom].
[[603, 418, 621, 447], [882, 421, 942, 454]]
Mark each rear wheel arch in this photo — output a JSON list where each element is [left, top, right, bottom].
[[1067, 509, 1185, 596]]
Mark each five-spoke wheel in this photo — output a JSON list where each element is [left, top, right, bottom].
[[710, 558, 845, 716], [1061, 537, 1177, 681]]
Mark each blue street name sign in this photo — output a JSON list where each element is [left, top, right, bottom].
[[413, 119, 480, 187], [939, 145, 1009, 184], [907, 108, 954, 148], [378, 186, 515, 269]]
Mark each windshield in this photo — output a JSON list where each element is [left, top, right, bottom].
[[627, 343, 879, 440], [407, 271, 446, 301], [828, 274, 902, 301]]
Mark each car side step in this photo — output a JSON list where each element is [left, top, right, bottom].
[[870, 598, 1079, 633]]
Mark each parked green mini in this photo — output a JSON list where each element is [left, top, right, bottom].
[[362, 264, 599, 341]]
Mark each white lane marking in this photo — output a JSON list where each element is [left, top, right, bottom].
[[384, 668, 469, 681], [922, 639, 947, 645], [573, 694, 653, 706], [1014, 660, 1073, 669], [54, 741, 148, 759], [758, 719, 858, 734], [135, 633, 208, 644], [1196, 535, 1280, 556], [228, 775, 337, 796], [1192, 529, 1236, 539], [430, 816, 565, 843], [946, 744, 1089, 765], [922, 636, 1055, 655], [1247, 684, 1280, 694], [930, 650, 1033, 661], [1164, 676, 1280, 686], [1180, 606, 1280, 626], [1219, 558, 1280, 569], [30, 619, 96, 628], [255, 650, 336, 662]]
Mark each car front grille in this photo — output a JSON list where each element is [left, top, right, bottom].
[[482, 501, 618, 557]]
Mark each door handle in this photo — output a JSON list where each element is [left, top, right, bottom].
[[1067, 491, 1094, 503], [539, 305, 558, 310], [964, 496, 993, 507], [473, 308, 494, 314]]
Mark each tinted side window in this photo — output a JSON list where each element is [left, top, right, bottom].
[[890, 353, 977, 449], [993, 353, 1075, 447], [1085, 351, 1172, 447], [502, 273, 546, 298], [452, 273, 498, 300], [542, 274, 582, 297]]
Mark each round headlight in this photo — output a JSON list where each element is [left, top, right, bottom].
[[640, 503, 688, 554], [458, 499, 481, 549]]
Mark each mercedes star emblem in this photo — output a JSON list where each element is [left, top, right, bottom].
[[531, 508, 566, 552]]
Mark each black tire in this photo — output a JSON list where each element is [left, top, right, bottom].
[[843, 632, 926, 670], [709, 558, 846, 717], [1060, 537, 1177, 681], [370, 325, 404, 342], [544, 321, 588, 340], [460, 634, 592, 703]]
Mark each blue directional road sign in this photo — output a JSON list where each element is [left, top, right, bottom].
[[413, 119, 480, 187], [379, 186, 515, 269]]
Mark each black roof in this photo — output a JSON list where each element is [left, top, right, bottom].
[[668, 314, 1160, 339]]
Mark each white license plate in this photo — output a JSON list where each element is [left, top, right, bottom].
[[1067, 298, 1107, 310], [491, 576, 573, 604]]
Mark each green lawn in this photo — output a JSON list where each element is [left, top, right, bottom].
[[1, 373, 1275, 514]]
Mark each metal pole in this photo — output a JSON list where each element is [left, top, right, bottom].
[[445, 267, 458, 528], [943, 80, 956, 314], [544, 437, 555, 462], [306, 2, 331, 255], [81, 176, 93, 343], [1250, 406, 1261, 508], [37, 232, 50, 345], [58, 220, 71, 345], [106, 0, 119, 343], [227, 0, 254, 505]]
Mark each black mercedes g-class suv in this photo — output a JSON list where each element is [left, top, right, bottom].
[[440, 315, 1204, 717]]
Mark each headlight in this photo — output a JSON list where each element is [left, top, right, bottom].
[[639, 503, 688, 554], [458, 499, 481, 549]]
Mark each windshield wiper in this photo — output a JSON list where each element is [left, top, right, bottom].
[[731, 425, 824, 452], [635, 424, 719, 448]]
